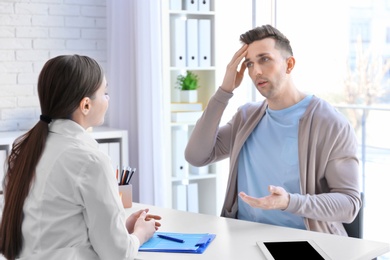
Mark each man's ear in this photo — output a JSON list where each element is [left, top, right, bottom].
[[286, 56, 295, 74], [79, 97, 91, 116]]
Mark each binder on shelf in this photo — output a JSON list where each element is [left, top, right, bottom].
[[139, 232, 216, 254], [186, 19, 199, 67], [198, 19, 211, 67], [171, 111, 202, 123], [190, 164, 209, 175], [198, 0, 210, 12], [183, 0, 198, 11], [169, 0, 182, 10], [171, 126, 188, 176], [170, 17, 187, 67], [172, 184, 187, 211], [187, 183, 199, 213], [171, 102, 203, 112]]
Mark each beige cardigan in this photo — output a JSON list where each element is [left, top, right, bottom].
[[185, 87, 361, 236]]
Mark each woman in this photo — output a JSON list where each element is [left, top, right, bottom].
[[0, 55, 161, 259]]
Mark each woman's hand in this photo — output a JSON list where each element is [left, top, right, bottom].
[[127, 209, 162, 245], [126, 208, 161, 233]]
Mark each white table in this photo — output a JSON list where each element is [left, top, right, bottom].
[[127, 203, 390, 260]]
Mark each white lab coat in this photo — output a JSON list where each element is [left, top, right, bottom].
[[19, 119, 139, 260]]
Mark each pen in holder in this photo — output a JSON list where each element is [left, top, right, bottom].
[[117, 166, 136, 208], [119, 184, 132, 208]]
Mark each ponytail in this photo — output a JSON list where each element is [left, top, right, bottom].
[[0, 121, 49, 259]]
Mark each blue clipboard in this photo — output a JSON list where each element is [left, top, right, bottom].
[[139, 232, 216, 254]]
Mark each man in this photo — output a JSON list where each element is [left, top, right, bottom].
[[185, 24, 361, 236]]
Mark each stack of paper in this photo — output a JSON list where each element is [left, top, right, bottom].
[[171, 102, 203, 112], [171, 111, 203, 123]]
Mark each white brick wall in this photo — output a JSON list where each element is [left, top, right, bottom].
[[0, 0, 107, 132]]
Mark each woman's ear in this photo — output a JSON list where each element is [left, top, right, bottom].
[[79, 97, 91, 116]]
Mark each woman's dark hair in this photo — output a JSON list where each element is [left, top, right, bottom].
[[240, 24, 294, 57], [0, 55, 104, 259]]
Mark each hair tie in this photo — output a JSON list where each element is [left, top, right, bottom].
[[40, 115, 52, 124]]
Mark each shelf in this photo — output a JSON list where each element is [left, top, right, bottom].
[[169, 10, 215, 16], [170, 122, 198, 126], [170, 66, 216, 71]]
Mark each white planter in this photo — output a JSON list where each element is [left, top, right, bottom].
[[180, 90, 198, 103]]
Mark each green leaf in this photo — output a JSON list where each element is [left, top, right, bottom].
[[176, 71, 200, 90]]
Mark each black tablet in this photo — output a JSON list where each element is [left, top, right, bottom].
[[256, 240, 331, 260]]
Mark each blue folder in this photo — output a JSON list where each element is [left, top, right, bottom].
[[139, 232, 216, 254]]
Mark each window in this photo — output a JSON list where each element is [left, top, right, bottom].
[[387, 27, 390, 43], [350, 20, 371, 43]]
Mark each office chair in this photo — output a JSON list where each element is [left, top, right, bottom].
[[343, 193, 377, 260], [343, 192, 364, 239]]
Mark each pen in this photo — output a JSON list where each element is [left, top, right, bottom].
[[118, 166, 124, 185], [120, 167, 128, 185], [128, 168, 136, 183], [125, 166, 132, 184], [157, 234, 185, 243]]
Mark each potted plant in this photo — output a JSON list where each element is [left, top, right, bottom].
[[176, 71, 200, 103]]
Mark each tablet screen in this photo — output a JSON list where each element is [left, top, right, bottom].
[[263, 241, 325, 260]]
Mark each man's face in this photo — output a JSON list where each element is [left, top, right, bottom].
[[244, 38, 290, 99]]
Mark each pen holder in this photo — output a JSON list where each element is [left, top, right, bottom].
[[119, 184, 132, 208]]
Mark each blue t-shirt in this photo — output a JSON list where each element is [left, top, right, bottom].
[[237, 95, 313, 229]]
